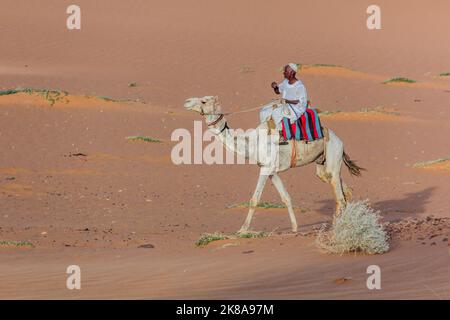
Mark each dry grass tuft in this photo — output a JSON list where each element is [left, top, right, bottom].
[[316, 200, 389, 255], [413, 157, 450, 168]]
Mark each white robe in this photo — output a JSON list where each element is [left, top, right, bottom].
[[260, 79, 308, 129]]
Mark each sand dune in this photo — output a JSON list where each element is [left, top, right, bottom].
[[0, 0, 449, 299]]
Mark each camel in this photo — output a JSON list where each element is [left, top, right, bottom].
[[184, 96, 364, 233]]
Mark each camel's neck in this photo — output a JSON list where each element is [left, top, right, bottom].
[[204, 116, 250, 158]]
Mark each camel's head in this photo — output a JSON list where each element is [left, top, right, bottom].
[[184, 96, 221, 115]]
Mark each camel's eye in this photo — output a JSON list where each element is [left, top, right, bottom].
[[201, 100, 206, 104]]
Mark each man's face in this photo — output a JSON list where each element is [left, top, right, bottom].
[[283, 65, 294, 78]]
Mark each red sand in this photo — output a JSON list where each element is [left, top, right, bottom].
[[0, 0, 449, 299]]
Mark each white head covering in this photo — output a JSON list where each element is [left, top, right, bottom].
[[287, 63, 298, 73]]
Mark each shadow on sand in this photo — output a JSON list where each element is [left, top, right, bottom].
[[315, 186, 437, 222]]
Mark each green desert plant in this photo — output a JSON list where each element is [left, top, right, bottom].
[[312, 63, 340, 68], [195, 233, 229, 246], [126, 136, 161, 143], [320, 107, 399, 117], [316, 200, 389, 255], [0, 89, 20, 96], [227, 201, 286, 209], [226, 202, 309, 213], [236, 231, 268, 239], [195, 231, 269, 246], [359, 106, 400, 115], [439, 72, 450, 77], [0, 88, 133, 105], [413, 157, 450, 168], [0, 240, 34, 248], [0, 88, 69, 105], [128, 82, 138, 87], [383, 77, 416, 84], [319, 110, 341, 116], [97, 96, 119, 102]]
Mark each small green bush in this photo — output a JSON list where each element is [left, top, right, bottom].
[[383, 77, 416, 84], [126, 136, 161, 143]]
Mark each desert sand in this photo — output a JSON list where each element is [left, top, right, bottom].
[[0, 0, 449, 299]]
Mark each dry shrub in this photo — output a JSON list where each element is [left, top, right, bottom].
[[317, 200, 389, 254]]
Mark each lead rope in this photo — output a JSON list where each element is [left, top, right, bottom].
[[201, 100, 282, 116]]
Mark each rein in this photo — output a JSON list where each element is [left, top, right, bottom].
[[199, 98, 290, 116], [200, 104, 264, 117], [199, 98, 283, 134]]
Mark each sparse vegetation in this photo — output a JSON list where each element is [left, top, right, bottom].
[[319, 106, 399, 117], [126, 136, 161, 143], [439, 72, 450, 77], [319, 110, 342, 116], [236, 231, 269, 239], [227, 201, 286, 209], [413, 157, 450, 168], [227, 201, 308, 213], [227, 201, 309, 212], [239, 66, 253, 73], [0, 240, 34, 248], [0, 88, 69, 105], [0, 88, 129, 105], [359, 106, 400, 115], [316, 200, 389, 255], [128, 82, 138, 87], [98, 96, 119, 102], [383, 77, 416, 84], [195, 231, 269, 247], [312, 63, 340, 68], [0, 89, 20, 96], [195, 233, 228, 246], [94, 95, 142, 104]]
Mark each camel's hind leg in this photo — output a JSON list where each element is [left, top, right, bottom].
[[316, 164, 347, 217], [316, 130, 348, 216], [238, 172, 269, 233], [270, 174, 298, 232]]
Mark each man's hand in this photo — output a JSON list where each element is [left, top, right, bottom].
[[271, 81, 280, 95]]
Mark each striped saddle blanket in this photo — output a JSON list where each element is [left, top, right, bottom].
[[281, 108, 323, 141]]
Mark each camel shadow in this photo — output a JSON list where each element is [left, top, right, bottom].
[[316, 186, 437, 221]]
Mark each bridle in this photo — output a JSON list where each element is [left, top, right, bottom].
[[201, 112, 229, 134], [204, 113, 223, 126], [195, 98, 267, 134]]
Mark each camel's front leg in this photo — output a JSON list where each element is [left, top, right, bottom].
[[270, 174, 298, 232], [238, 173, 269, 233]]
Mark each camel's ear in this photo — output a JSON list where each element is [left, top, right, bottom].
[[214, 96, 219, 103]]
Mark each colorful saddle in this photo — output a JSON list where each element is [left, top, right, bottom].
[[281, 108, 323, 142]]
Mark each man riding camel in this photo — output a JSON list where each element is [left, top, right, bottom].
[[259, 63, 308, 143]]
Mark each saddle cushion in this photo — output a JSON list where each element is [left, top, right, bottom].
[[281, 108, 324, 141]]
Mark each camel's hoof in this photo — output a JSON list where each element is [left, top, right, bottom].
[[237, 228, 248, 234]]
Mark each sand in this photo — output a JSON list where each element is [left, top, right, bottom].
[[0, 0, 449, 299]]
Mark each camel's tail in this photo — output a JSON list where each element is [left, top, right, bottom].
[[343, 151, 365, 177]]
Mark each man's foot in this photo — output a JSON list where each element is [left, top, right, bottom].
[[279, 134, 289, 145]]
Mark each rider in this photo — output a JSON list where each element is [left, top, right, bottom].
[[260, 63, 308, 143]]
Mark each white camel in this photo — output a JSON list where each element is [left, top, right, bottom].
[[184, 96, 364, 233]]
